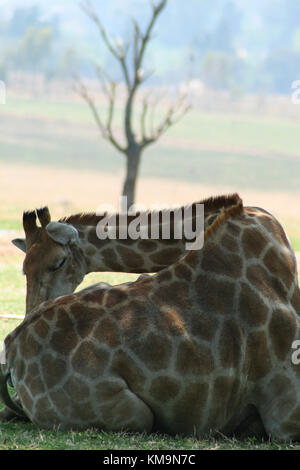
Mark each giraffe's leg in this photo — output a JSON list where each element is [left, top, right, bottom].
[[257, 381, 300, 441], [30, 380, 154, 432], [230, 405, 267, 440], [96, 387, 154, 433]]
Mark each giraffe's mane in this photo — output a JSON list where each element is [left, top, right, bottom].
[[204, 197, 244, 241], [59, 193, 242, 227]]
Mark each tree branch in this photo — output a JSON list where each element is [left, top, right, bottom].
[[81, 0, 131, 90], [133, 0, 167, 88], [140, 91, 192, 148], [73, 75, 126, 153]]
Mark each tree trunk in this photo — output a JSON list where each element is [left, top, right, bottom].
[[122, 147, 141, 211]]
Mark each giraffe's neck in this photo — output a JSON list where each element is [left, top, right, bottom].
[[76, 224, 190, 274], [61, 194, 241, 275]]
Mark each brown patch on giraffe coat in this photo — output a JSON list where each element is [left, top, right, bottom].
[[172, 382, 209, 434], [127, 277, 154, 297], [259, 214, 290, 247], [71, 401, 97, 423], [151, 265, 169, 272], [202, 244, 243, 279], [221, 233, 240, 252], [267, 375, 297, 423], [14, 358, 26, 382], [93, 318, 120, 347], [112, 350, 147, 393], [105, 288, 128, 308], [130, 332, 172, 372], [41, 354, 67, 390], [219, 320, 243, 368], [137, 240, 158, 253], [50, 389, 71, 415], [50, 328, 78, 356], [195, 275, 235, 316], [101, 390, 137, 426], [174, 263, 193, 281], [263, 247, 295, 290], [54, 295, 77, 307], [191, 311, 217, 342], [153, 281, 191, 309], [185, 251, 200, 269], [43, 307, 56, 322], [175, 340, 214, 376], [49, 309, 78, 355], [150, 248, 183, 266], [27, 362, 45, 395], [241, 228, 266, 258], [113, 299, 148, 333], [149, 376, 181, 403], [71, 304, 101, 338], [207, 376, 241, 430], [64, 376, 90, 402], [34, 319, 49, 339], [72, 341, 110, 379], [158, 308, 186, 336], [239, 282, 269, 327], [18, 383, 33, 412], [154, 270, 172, 283], [94, 380, 125, 401], [269, 307, 296, 361], [82, 290, 106, 305], [116, 245, 145, 270], [246, 263, 285, 301], [101, 248, 124, 271], [245, 331, 272, 381], [19, 332, 42, 360], [33, 396, 62, 427]]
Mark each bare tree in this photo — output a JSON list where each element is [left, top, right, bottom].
[[76, 0, 191, 209]]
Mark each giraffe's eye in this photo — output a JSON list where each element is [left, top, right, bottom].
[[50, 258, 66, 272]]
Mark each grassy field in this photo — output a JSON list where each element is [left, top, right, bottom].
[[0, 95, 299, 450]]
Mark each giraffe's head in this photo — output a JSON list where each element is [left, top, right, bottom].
[[12, 208, 86, 315]]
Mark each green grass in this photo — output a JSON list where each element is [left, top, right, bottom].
[[4, 97, 300, 158], [1, 97, 300, 190], [291, 238, 300, 252], [0, 420, 299, 450]]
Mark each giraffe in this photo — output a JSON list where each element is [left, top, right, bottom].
[[12, 195, 235, 315], [1, 195, 300, 440]]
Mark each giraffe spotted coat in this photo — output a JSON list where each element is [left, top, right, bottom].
[[1, 196, 300, 440]]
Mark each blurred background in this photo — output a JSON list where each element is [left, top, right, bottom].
[[0, 0, 300, 315]]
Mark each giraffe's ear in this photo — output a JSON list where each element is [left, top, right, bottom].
[[45, 222, 79, 246], [12, 238, 27, 253]]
